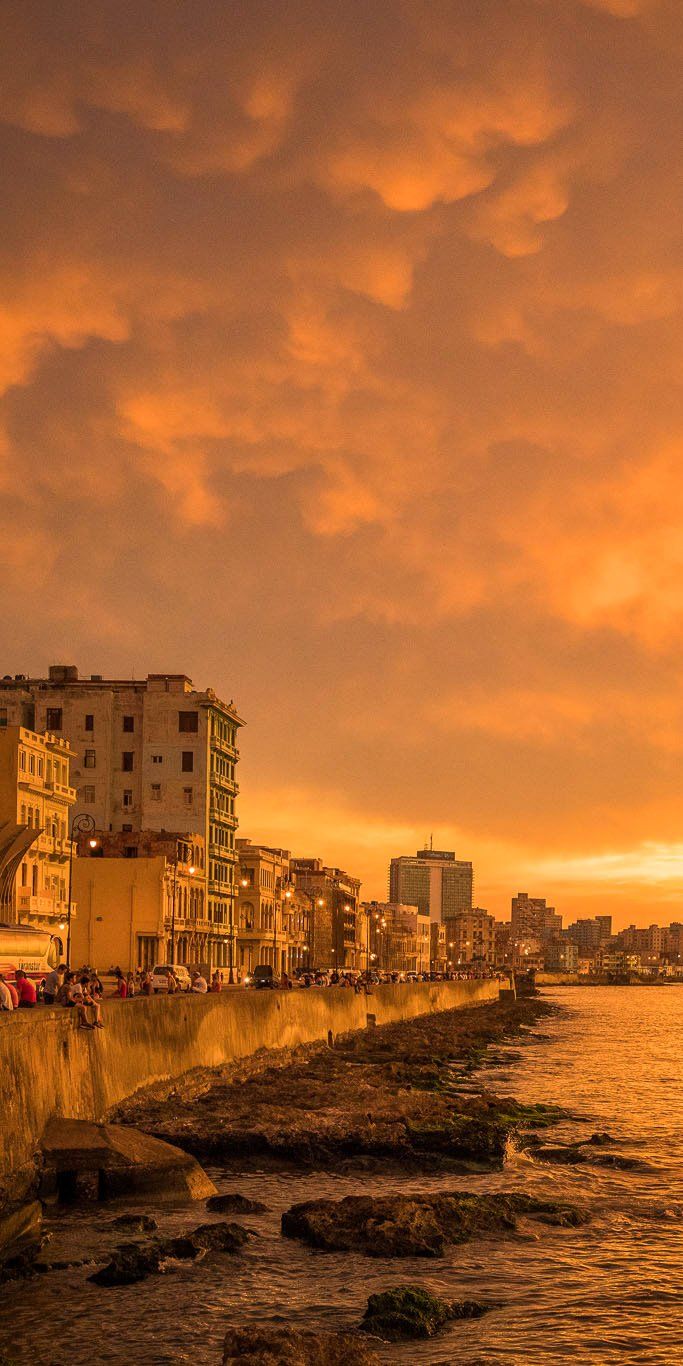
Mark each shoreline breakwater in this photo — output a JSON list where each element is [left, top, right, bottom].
[[0, 978, 498, 1213]]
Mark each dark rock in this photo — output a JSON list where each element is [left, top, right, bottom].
[[0, 1202, 43, 1283], [89, 1241, 168, 1286], [533, 1145, 587, 1166], [585, 1131, 616, 1146], [207, 1193, 269, 1215], [109, 1214, 158, 1232], [282, 1191, 588, 1257], [361, 1284, 492, 1340], [190, 1222, 251, 1252], [222, 1325, 380, 1364], [89, 1221, 250, 1285]]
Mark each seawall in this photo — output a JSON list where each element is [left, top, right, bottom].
[[0, 979, 498, 1201]]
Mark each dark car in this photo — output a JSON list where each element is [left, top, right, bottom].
[[251, 964, 279, 989]]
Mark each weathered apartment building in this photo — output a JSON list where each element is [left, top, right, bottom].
[[235, 839, 311, 977], [0, 725, 76, 945], [0, 665, 243, 971]]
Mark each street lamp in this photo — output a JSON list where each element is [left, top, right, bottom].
[[66, 812, 96, 968]]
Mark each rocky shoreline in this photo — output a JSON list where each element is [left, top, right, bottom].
[[114, 993, 564, 1174], [2, 993, 592, 1363]]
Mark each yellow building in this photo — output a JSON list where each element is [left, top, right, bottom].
[[0, 725, 76, 950], [72, 832, 207, 973]]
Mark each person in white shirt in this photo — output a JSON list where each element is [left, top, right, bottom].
[[0, 975, 13, 1011], [191, 972, 208, 994]]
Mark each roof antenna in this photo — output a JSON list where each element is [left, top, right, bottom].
[[430, 832, 433, 851]]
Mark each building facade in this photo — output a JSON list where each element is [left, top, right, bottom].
[[235, 839, 311, 976], [443, 908, 496, 966], [511, 892, 561, 943], [0, 725, 76, 947], [72, 839, 202, 974], [74, 829, 206, 970], [0, 666, 243, 971], [363, 901, 430, 974], [290, 858, 362, 969], [389, 849, 473, 923]]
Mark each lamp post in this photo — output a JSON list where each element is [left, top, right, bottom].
[[66, 813, 97, 969]]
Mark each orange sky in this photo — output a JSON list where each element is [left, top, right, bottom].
[[2, 0, 683, 927]]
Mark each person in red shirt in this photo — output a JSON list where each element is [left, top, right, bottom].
[[15, 970, 37, 1008]]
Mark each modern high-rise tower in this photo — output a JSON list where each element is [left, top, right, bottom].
[[388, 848, 473, 923]]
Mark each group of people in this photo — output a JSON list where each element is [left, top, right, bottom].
[[0, 963, 103, 1030], [111, 966, 224, 995]]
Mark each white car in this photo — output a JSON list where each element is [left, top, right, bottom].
[[150, 964, 192, 993]]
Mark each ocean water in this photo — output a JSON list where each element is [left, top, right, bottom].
[[3, 986, 683, 1364]]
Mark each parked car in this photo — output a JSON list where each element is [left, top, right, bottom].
[[150, 964, 192, 993], [248, 964, 280, 989]]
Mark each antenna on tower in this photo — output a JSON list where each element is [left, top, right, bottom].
[[430, 832, 434, 851]]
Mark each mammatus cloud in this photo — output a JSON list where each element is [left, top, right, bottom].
[[1, 0, 682, 921]]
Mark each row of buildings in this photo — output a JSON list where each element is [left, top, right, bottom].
[[2, 665, 676, 980]]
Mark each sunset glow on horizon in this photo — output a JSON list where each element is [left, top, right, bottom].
[[3, 0, 683, 927]]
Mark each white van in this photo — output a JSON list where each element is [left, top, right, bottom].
[[150, 964, 192, 993]]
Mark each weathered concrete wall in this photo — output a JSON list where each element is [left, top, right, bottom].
[[0, 979, 498, 1199]]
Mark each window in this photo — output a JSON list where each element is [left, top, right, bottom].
[[152, 754, 163, 764], [124, 846, 138, 859], [183, 786, 193, 805], [123, 715, 134, 732], [32, 865, 38, 895], [0, 708, 7, 728], [19, 749, 25, 770], [29, 754, 35, 775], [137, 935, 157, 969], [123, 789, 133, 808], [181, 751, 194, 772], [82, 785, 95, 803], [122, 823, 133, 832], [21, 862, 27, 887], [122, 752, 134, 771], [151, 783, 161, 801], [178, 711, 198, 733], [46, 707, 62, 730], [84, 749, 96, 768], [84, 714, 94, 731]]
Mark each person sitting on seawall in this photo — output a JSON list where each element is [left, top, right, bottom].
[[113, 968, 128, 998], [210, 970, 222, 993], [15, 969, 37, 1009], [43, 962, 66, 1005], [191, 970, 208, 994], [125, 972, 136, 998], [71, 974, 105, 1030], [140, 970, 153, 996], [0, 973, 14, 1011]]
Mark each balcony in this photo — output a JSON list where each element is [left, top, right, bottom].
[[210, 734, 239, 760]]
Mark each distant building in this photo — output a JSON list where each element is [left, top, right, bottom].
[[444, 909, 495, 966], [290, 858, 362, 969], [430, 921, 447, 973], [0, 725, 76, 948], [544, 940, 578, 973], [363, 901, 430, 974], [389, 849, 473, 923], [564, 916, 612, 952], [72, 831, 203, 972], [511, 892, 561, 943], [0, 665, 243, 971], [235, 839, 310, 976]]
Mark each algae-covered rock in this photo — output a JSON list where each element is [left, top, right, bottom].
[[222, 1325, 380, 1364], [361, 1284, 491, 1340], [282, 1190, 588, 1257]]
